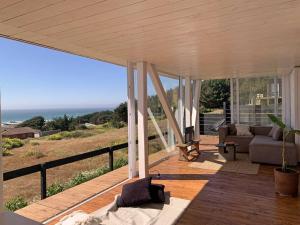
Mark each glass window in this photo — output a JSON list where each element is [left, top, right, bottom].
[[232, 76, 282, 125]]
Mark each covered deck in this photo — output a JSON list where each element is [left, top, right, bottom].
[[15, 136, 300, 225]]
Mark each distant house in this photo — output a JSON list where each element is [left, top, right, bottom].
[[2, 127, 41, 139]]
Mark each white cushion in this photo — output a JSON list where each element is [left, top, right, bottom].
[[56, 211, 100, 225], [235, 124, 252, 136]]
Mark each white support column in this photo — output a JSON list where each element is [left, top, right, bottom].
[[192, 80, 201, 138], [282, 73, 291, 127], [230, 78, 234, 123], [290, 67, 300, 162], [148, 64, 184, 144], [137, 61, 149, 178], [236, 78, 240, 124], [127, 62, 137, 179], [185, 77, 192, 127], [178, 77, 184, 135], [147, 108, 168, 151], [274, 77, 278, 116]]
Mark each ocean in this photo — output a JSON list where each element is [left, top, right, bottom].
[[1, 108, 113, 123]]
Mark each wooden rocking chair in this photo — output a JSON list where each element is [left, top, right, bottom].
[[177, 126, 201, 161]]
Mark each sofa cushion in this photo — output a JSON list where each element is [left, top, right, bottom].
[[250, 135, 296, 148], [249, 135, 298, 166], [272, 127, 283, 141], [285, 132, 295, 143], [236, 124, 252, 136], [228, 124, 237, 135], [250, 126, 272, 136], [268, 126, 277, 137]]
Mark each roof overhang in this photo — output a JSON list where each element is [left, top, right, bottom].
[[1, 0, 300, 79]]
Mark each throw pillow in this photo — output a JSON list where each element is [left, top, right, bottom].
[[228, 124, 237, 135], [268, 126, 277, 137], [235, 124, 252, 136], [117, 177, 152, 207], [150, 184, 165, 203], [272, 127, 283, 141]]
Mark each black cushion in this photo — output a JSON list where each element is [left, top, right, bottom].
[[150, 184, 165, 203], [117, 177, 152, 207]]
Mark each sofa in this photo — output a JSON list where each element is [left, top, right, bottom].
[[219, 125, 298, 166]]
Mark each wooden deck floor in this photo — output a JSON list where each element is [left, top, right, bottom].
[[19, 136, 300, 225]]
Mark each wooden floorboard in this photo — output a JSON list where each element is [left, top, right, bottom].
[[18, 136, 300, 225]]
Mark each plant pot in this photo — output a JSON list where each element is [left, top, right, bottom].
[[274, 168, 299, 197]]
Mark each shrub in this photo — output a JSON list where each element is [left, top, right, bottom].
[[5, 196, 28, 211], [48, 131, 93, 140], [48, 133, 63, 140], [2, 149, 13, 156], [2, 138, 24, 153], [2, 138, 24, 150], [113, 157, 128, 169], [47, 183, 65, 197], [24, 149, 46, 159], [46, 157, 128, 197]]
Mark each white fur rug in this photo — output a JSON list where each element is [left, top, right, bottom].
[[56, 195, 190, 225]]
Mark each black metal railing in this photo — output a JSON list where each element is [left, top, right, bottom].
[[199, 102, 231, 135], [3, 134, 162, 200]]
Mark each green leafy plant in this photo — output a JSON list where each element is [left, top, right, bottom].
[[2, 138, 24, 150], [268, 114, 300, 172], [46, 157, 128, 197], [48, 131, 93, 140], [5, 196, 28, 211], [2, 149, 13, 156]]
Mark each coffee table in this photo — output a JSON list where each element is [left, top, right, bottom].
[[216, 142, 239, 161]]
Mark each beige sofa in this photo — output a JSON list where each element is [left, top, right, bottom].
[[219, 125, 298, 166]]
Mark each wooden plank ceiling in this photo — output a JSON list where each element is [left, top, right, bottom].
[[0, 0, 300, 79]]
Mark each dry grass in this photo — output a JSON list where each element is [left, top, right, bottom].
[[3, 120, 168, 203]]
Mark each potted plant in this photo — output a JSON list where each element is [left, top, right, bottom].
[[268, 114, 300, 196]]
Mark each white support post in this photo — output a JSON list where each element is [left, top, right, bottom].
[[127, 62, 137, 179], [230, 78, 234, 123], [148, 64, 184, 144], [274, 77, 278, 116], [178, 77, 184, 135], [185, 77, 192, 127], [290, 67, 300, 162], [236, 78, 240, 124], [147, 108, 169, 151], [137, 62, 148, 178], [282, 73, 291, 127], [192, 80, 201, 138]]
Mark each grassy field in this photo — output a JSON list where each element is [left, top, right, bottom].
[[3, 121, 167, 205]]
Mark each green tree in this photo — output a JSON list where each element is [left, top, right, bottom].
[[113, 102, 127, 123], [43, 114, 74, 131], [200, 79, 230, 109], [17, 116, 45, 130]]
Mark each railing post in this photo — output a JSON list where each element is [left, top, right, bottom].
[[200, 113, 204, 135], [109, 149, 114, 171], [40, 164, 47, 199]]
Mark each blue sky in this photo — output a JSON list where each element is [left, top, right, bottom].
[[0, 37, 178, 110]]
